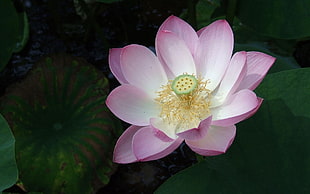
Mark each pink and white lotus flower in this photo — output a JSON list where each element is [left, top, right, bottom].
[[106, 16, 275, 163]]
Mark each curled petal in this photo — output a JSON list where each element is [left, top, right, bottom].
[[238, 51, 276, 90], [109, 48, 128, 84], [106, 85, 160, 126], [186, 125, 236, 156], [113, 125, 141, 164], [158, 15, 198, 55], [152, 127, 175, 142], [133, 126, 183, 161], [195, 20, 234, 91], [150, 118, 178, 139], [244, 97, 263, 119], [211, 89, 259, 126], [121, 44, 168, 98], [156, 30, 196, 76], [177, 116, 212, 141]]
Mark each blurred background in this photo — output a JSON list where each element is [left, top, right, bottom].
[[1, 0, 309, 193]]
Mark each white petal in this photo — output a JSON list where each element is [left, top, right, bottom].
[[106, 85, 160, 126], [195, 20, 234, 91], [121, 44, 168, 98], [211, 89, 259, 126], [211, 51, 247, 107], [158, 15, 199, 55], [150, 117, 178, 139], [156, 30, 196, 77]]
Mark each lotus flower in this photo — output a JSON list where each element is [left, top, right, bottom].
[[106, 16, 275, 163]]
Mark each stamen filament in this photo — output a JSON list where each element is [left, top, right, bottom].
[[155, 74, 211, 131]]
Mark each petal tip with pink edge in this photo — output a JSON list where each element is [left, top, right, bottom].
[[112, 125, 141, 164]]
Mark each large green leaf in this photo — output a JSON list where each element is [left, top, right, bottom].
[[156, 68, 310, 193], [1, 55, 121, 193], [236, 0, 310, 39], [0, 0, 29, 71], [0, 114, 18, 192]]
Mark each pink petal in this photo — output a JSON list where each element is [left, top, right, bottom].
[[237, 51, 276, 90], [133, 126, 183, 161], [113, 125, 141, 164], [156, 30, 196, 77], [177, 116, 212, 141], [152, 127, 175, 142], [211, 89, 259, 126], [195, 20, 234, 91], [114, 125, 182, 164], [243, 97, 263, 119], [121, 44, 168, 98], [211, 51, 247, 107], [155, 46, 174, 80], [155, 52, 175, 80], [186, 125, 236, 156], [197, 26, 207, 37], [106, 85, 160, 126], [109, 48, 128, 84], [150, 117, 178, 139], [158, 15, 198, 55]]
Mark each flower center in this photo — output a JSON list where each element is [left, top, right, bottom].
[[171, 74, 198, 94], [155, 74, 211, 132]]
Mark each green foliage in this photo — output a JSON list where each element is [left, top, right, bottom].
[[155, 68, 310, 193], [236, 0, 310, 39], [0, 114, 18, 192], [195, 0, 221, 29], [231, 18, 301, 73], [1, 55, 121, 193], [0, 0, 29, 71], [180, 0, 221, 29]]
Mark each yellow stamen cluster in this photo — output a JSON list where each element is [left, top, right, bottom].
[[155, 74, 211, 131]]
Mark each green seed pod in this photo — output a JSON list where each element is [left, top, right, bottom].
[[1, 54, 122, 193], [171, 74, 198, 95]]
